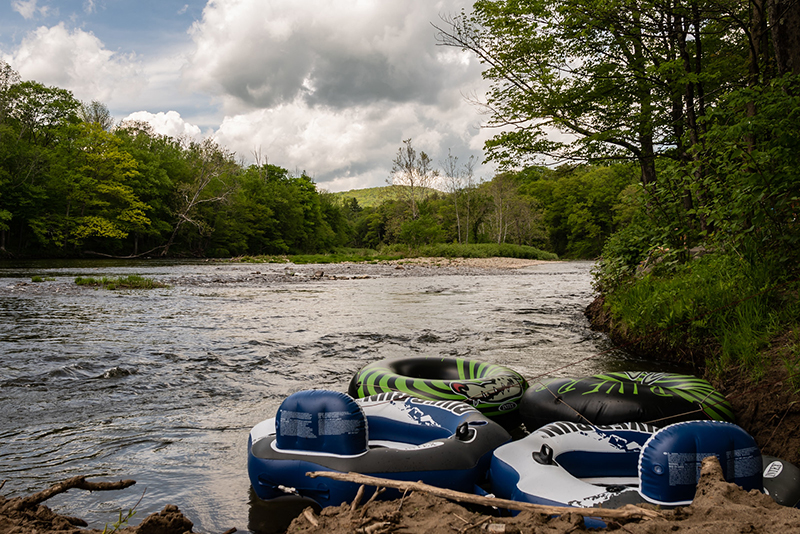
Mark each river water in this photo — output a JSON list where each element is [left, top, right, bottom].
[[0, 259, 677, 533]]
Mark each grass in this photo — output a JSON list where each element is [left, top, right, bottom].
[[602, 252, 800, 379], [31, 276, 56, 282], [780, 327, 800, 392], [74, 275, 168, 290], [233, 243, 558, 265]]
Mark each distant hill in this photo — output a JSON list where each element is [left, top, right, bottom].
[[333, 186, 440, 208], [333, 186, 395, 208]]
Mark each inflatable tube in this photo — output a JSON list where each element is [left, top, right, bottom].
[[638, 420, 762, 505], [489, 420, 764, 528], [248, 390, 511, 507], [520, 371, 734, 430], [348, 357, 528, 417], [490, 419, 778, 519], [489, 421, 657, 511], [762, 455, 800, 508]]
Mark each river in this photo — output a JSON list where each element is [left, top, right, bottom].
[[0, 259, 679, 533]]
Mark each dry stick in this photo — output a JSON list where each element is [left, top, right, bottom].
[[359, 486, 386, 518], [397, 488, 410, 512], [1, 476, 136, 513], [306, 472, 661, 522], [302, 507, 320, 527], [460, 516, 491, 533], [350, 484, 366, 513]]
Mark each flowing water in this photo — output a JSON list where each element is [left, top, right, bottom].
[[0, 259, 680, 533]]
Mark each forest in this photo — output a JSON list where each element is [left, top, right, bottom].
[[430, 0, 800, 377], [0, 60, 633, 260]]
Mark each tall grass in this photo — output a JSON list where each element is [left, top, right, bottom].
[[74, 275, 168, 289], [603, 252, 799, 379], [235, 243, 559, 264]]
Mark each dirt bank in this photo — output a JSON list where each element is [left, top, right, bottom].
[[284, 457, 800, 533], [6, 457, 800, 534]]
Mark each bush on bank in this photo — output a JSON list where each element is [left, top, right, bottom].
[[596, 248, 800, 381]]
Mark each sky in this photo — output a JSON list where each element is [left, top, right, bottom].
[[0, 0, 495, 192]]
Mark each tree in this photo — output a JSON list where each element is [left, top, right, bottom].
[[434, 0, 745, 222], [441, 149, 476, 244], [161, 138, 238, 256], [25, 122, 150, 251], [79, 100, 114, 131], [388, 138, 438, 220]]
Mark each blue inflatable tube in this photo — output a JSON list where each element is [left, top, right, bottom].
[[248, 390, 511, 507], [489, 419, 794, 520]]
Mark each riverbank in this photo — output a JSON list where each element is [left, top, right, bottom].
[[6, 456, 800, 534], [585, 295, 800, 465]]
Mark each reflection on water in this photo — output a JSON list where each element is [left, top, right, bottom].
[[0, 260, 683, 533]]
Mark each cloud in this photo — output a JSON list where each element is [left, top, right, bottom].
[[11, 0, 51, 19], [212, 92, 490, 192], [122, 110, 203, 140], [184, 0, 492, 191], [185, 0, 482, 113], [3, 23, 143, 105]]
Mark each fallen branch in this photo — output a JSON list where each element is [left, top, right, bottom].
[[302, 507, 320, 527], [1, 476, 136, 513], [305, 471, 662, 522]]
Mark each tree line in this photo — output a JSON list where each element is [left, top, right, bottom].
[[0, 60, 632, 260], [435, 0, 800, 282]]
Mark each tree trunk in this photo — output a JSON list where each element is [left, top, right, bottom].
[[770, 0, 800, 76]]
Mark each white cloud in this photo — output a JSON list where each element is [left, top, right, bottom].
[[3, 23, 143, 106], [11, 0, 54, 19], [123, 110, 203, 141], [184, 0, 492, 190], [185, 0, 482, 113], [212, 93, 490, 192]]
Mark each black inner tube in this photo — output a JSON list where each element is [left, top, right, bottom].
[[386, 357, 466, 380]]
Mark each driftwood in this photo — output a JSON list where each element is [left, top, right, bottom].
[[306, 471, 663, 522], [0, 476, 136, 513]]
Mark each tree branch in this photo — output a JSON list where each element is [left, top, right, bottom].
[[1, 476, 136, 513], [306, 471, 662, 522]]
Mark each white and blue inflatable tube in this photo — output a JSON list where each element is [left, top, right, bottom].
[[247, 390, 511, 506], [489, 419, 769, 527]]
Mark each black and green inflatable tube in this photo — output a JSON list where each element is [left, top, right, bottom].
[[520, 371, 734, 430], [348, 357, 529, 417]]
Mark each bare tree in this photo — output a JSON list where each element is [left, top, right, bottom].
[[78, 100, 114, 131], [441, 149, 476, 244], [388, 138, 438, 219], [161, 138, 238, 256]]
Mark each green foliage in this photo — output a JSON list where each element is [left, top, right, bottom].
[[603, 251, 800, 377], [688, 75, 800, 269], [380, 242, 558, 261], [519, 164, 637, 258], [334, 186, 393, 208], [74, 275, 168, 289]]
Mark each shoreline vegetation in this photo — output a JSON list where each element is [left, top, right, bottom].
[[229, 243, 559, 265]]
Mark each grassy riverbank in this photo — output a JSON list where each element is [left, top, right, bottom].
[[586, 249, 800, 463], [232, 243, 559, 265]]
